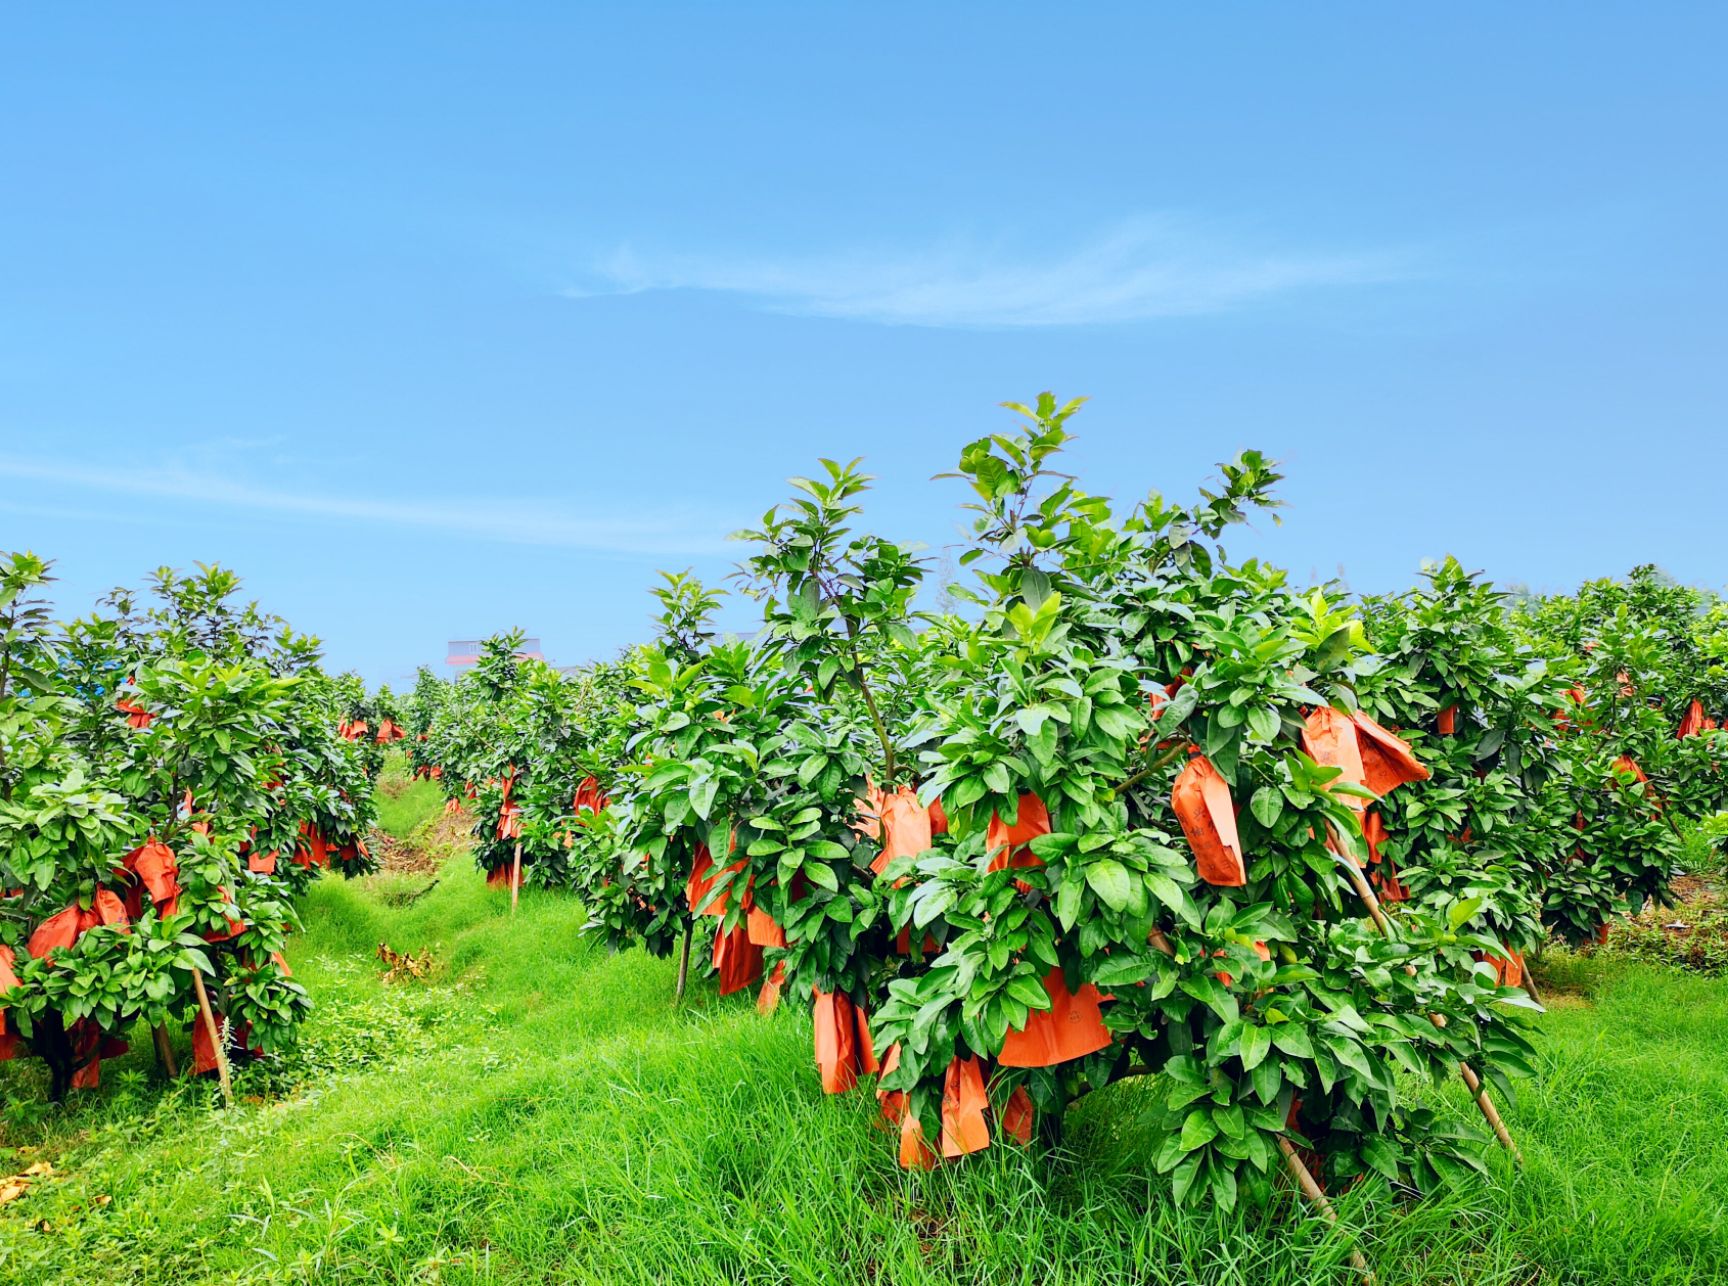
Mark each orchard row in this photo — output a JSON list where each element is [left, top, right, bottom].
[[399, 396, 1728, 1209], [7, 395, 1723, 1215]]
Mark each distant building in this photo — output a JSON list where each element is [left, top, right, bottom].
[[445, 638, 545, 672]]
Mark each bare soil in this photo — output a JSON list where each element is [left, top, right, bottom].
[[369, 803, 473, 875]]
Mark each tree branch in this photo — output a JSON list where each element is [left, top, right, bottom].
[[1113, 743, 1189, 797]]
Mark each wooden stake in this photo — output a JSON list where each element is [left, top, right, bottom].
[[151, 1023, 178, 1079], [1519, 967, 1544, 1008], [1457, 1061, 1521, 1165], [190, 970, 234, 1108], [1339, 860, 1391, 936], [510, 841, 523, 915], [1331, 824, 1522, 1162], [1277, 1135, 1374, 1283]]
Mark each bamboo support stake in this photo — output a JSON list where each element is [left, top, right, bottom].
[[1166, 843, 1520, 1163], [1457, 1061, 1521, 1165], [1152, 914, 1376, 1278], [1339, 860, 1391, 936], [510, 841, 523, 916], [1333, 826, 1522, 1163], [1277, 1135, 1374, 1283], [1520, 967, 1544, 1008], [189, 970, 233, 1108]]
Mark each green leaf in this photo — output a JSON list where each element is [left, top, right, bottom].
[[1238, 1023, 1271, 1072], [689, 777, 718, 821], [1170, 1150, 1205, 1204], [1158, 682, 1199, 731], [1021, 567, 1053, 611], [1055, 871, 1084, 931], [1210, 1103, 1246, 1141], [1271, 1025, 1314, 1060], [1245, 706, 1279, 745], [1014, 707, 1049, 737], [1005, 974, 1051, 1010], [912, 884, 956, 929], [1180, 1108, 1219, 1152], [1447, 896, 1485, 931], [1249, 1057, 1282, 1105], [1249, 786, 1283, 829], [1360, 1134, 1402, 1183], [1324, 1035, 1373, 1081], [1084, 858, 1132, 913]]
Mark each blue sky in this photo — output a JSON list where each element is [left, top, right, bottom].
[[3, 5, 1724, 685]]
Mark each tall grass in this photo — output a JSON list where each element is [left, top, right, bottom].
[[3, 795, 1726, 1283]]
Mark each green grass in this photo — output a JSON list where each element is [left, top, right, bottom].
[[372, 766, 446, 840], [4, 819, 1728, 1282]]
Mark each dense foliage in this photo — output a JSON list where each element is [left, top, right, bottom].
[[1512, 565, 1728, 940], [1356, 561, 1570, 978], [400, 396, 1728, 1209], [395, 397, 1728, 1215], [13, 391, 1724, 1252], [0, 556, 379, 1100]]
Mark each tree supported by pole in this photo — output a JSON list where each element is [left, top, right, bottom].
[[1334, 827, 1524, 1165], [190, 970, 234, 1108]]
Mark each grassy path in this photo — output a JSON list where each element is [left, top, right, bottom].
[[2, 782, 1726, 1283]]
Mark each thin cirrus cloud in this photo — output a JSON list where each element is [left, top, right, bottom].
[[567, 217, 1414, 328], [0, 456, 737, 557]]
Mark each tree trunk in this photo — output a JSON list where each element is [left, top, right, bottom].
[[675, 918, 694, 1001], [36, 1013, 75, 1105], [153, 1023, 180, 1078]]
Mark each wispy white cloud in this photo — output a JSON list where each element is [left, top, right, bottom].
[[0, 456, 736, 557], [0, 497, 211, 530], [566, 217, 1413, 328]]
